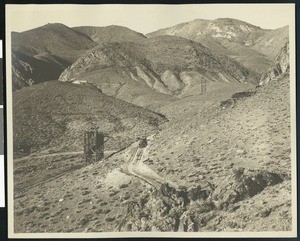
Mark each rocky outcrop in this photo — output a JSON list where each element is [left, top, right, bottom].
[[117, 183, 192, 231], [252, 26, 289, 60], [259, 42, 289, 85], [211, 168, 285, 209], [12, 51, 67, 90], [12, 52, 34, 90], [117, 169, 287, 232]]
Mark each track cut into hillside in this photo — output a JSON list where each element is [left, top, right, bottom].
[[121, 136, 178, 189]]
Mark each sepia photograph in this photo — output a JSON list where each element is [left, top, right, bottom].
[[5, 3, 296, 238]]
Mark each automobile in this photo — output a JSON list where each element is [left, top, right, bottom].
[[137, 137, 147, 148]]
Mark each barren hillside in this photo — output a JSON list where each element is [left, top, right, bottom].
[[147, 18, 288, 74], [12, 18, 293, 234], [73, 25, 146, 44], [59, 35, 258, 108], [252, 26, 289, 60], [11, 23, 97, 90], [13, 81, 166, 158], [13, 70, 291, 232]]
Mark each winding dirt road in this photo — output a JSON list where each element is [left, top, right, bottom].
[[124, 139, 178, 189]]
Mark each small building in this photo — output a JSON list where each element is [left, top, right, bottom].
[[73, 80, 88, 85]]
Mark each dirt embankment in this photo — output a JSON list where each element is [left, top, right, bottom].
[[121, 136, 178, 189], [116, 136, 289, 232], [118, 164, 288, 232]]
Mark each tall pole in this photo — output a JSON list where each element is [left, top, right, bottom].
[[201, 78, 206, 94]]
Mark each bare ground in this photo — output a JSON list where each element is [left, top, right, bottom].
[[13, 78, 292, 233]]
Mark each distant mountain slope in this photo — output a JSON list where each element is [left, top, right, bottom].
[[13, 81, 166, 157], [73, 25, 147, 44], [147, 18, 287, 74], [59, 35, 258, 107], [11, 23, 97, 90], [12, 50, 68, 90], [12, 23, 96, 61], [260, 42, 289, 85], [147, 18, 268, 46], [252, 26, 289, 60]]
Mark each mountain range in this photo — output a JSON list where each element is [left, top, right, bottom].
[[58, 35, 257, 107], [11, 23, 96, 90], [147, 18, 288, 74], [11, 17, 292, 233], [11, 18, 290, 155], [11, 19, 289, 96]]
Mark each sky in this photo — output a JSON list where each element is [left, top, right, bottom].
[[6, 4, 294, 34]]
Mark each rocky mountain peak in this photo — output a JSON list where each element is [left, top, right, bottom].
[[147, 18, 268, 46]]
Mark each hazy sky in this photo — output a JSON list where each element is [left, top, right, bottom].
[[6, 4, 294, 34]]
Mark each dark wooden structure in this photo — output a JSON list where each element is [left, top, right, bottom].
[[84, 130, 104, 163]]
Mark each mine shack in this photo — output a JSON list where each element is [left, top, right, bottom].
[[84, 130, 104, 163]]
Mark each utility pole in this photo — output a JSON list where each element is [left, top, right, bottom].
[[201, 78, 206, 94]]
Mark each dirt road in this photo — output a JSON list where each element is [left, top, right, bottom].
[[14, 151, 84, 163], [124, 139, 178, 189]]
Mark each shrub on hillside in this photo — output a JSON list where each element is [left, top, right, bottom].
[[220, 99, 234, 108], [231, 91, 256, 100]]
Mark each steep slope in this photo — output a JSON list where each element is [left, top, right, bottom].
[[13, 81, 166, 158], [73, 25, 146, 44], [59, 35, 258, 107], [13, 69, 292, 233], [11, 23, 97, 90], [260, 42, 290, 85], [126, 72, 291, 232], [147, 18, 279, 74], [148, 18, 267, 46], [11, 50, 69, 90], [12, 23, 96, 61], [252, 26, 289, 60]]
